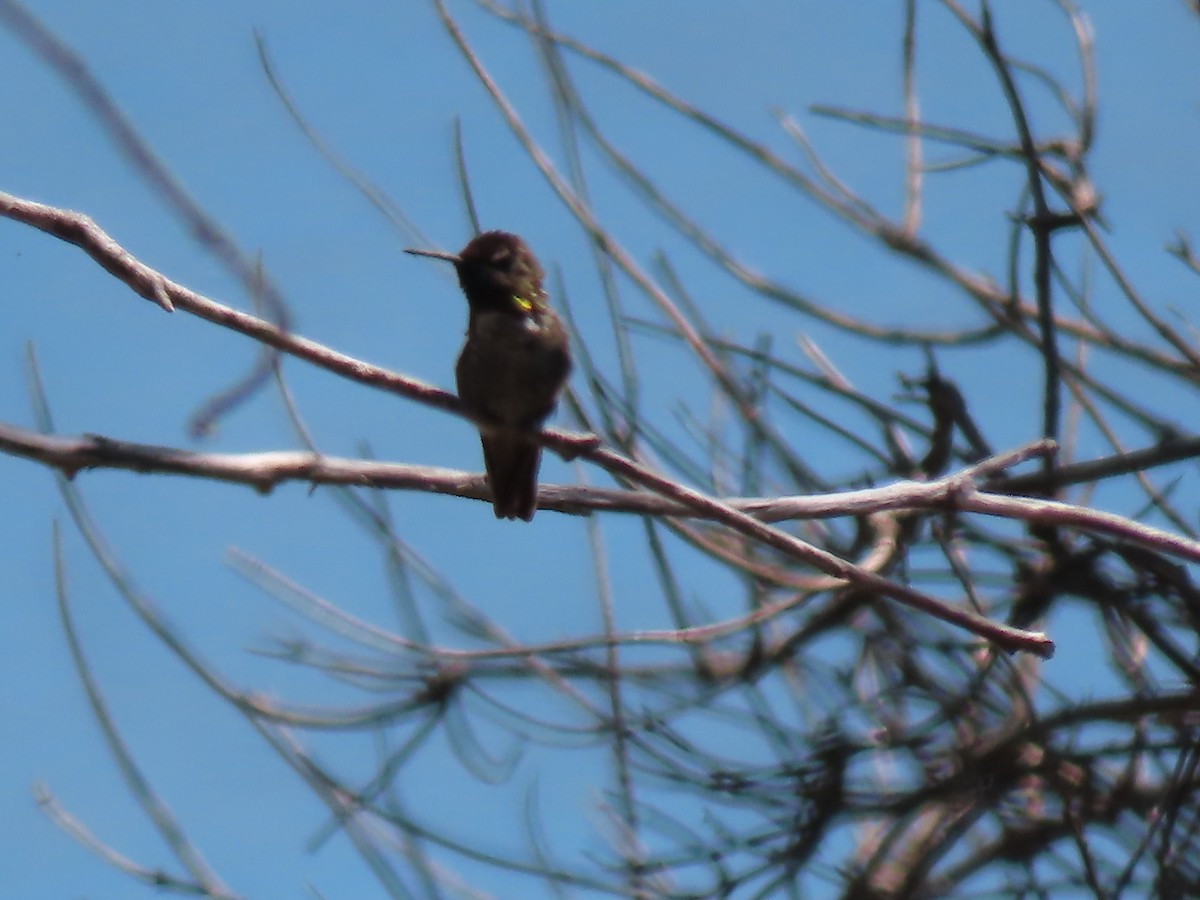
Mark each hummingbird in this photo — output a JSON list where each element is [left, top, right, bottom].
[[406, 231, 571, 521]]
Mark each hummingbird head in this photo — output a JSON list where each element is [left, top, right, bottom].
[[406, 231, 546, 316]]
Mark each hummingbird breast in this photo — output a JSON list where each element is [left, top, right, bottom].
[[455, 308, 571, 427]]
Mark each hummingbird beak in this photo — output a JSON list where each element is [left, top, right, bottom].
[[405, 247, 461, 264]]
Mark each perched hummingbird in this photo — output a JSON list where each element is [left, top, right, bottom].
[[406, 231, 571, 521]]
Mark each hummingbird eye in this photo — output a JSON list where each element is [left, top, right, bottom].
[[490, 248, 514, 270]]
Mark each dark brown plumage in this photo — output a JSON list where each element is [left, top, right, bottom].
[[406, 231, 571, 521]]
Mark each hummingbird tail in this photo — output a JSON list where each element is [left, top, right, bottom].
[[481, 435, 542, 522]]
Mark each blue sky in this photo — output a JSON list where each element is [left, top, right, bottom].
[[2, 2, 1199, 897]]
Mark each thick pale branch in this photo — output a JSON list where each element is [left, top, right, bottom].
[[0, 190, 1051, 652], [0, 193, 459, 410], [7, 422, 1197, 572]]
